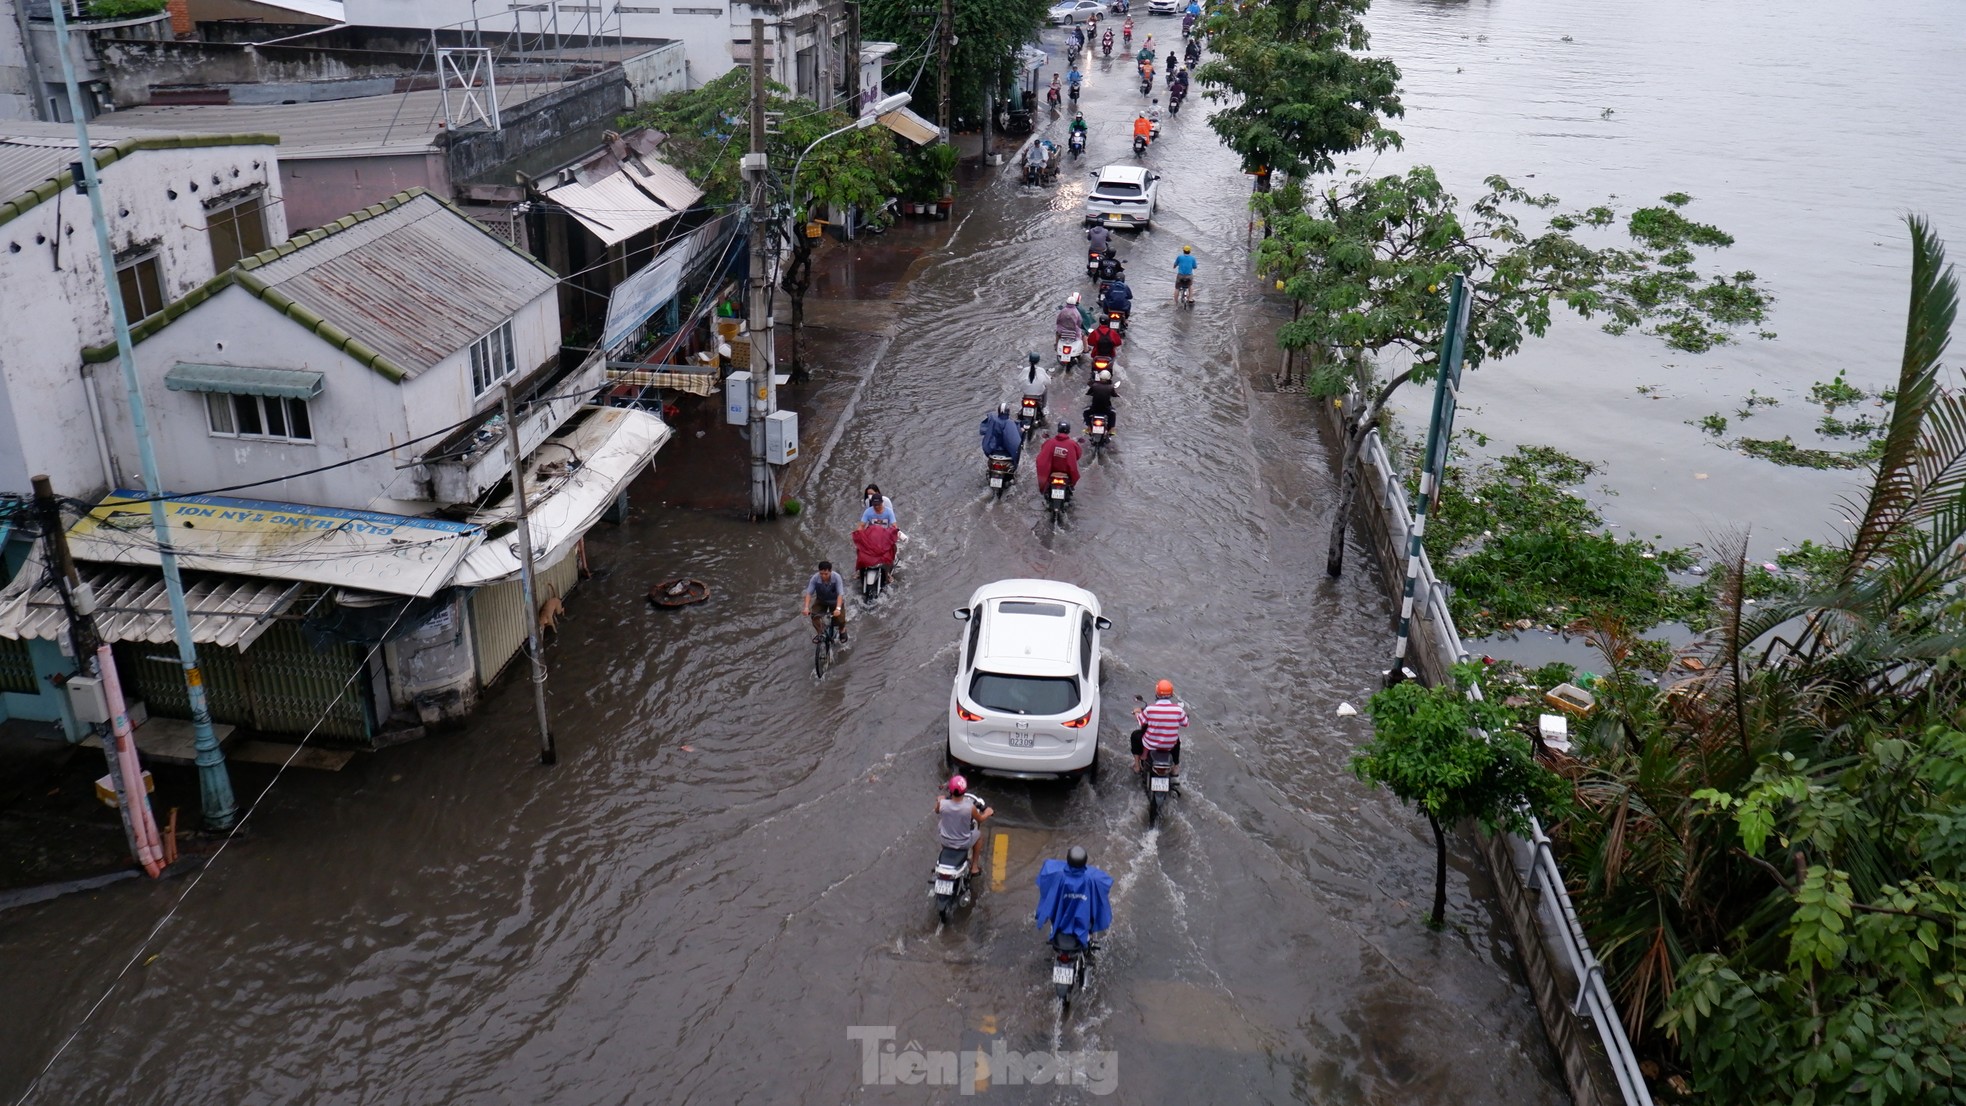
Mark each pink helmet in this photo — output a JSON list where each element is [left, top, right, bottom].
[[946, 774, 968, 796]]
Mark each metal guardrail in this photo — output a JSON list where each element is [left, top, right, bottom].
[[1351, 418, 1654, 1106]]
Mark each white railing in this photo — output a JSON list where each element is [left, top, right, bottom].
[[1351, 415, 1654, 1106]]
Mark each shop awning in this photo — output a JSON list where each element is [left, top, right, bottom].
[[165, 363, 325, 400], [878, 106, 941, 146], [64, 492, 483, 598], [0, 550, 302, 649], [543, 153, 704, 248], [455, 407, 672, 586]]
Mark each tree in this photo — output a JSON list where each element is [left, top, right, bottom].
[[859, 0, 1049, 128], [622, 72, 902, 379], [1352, 664, 1569, 928], [1194, 0, 1403, 178], [1251, 171, 1771, 576], [1558, 217, 1966, 1098]]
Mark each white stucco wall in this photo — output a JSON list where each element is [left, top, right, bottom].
[[0, 140, 285, 501]]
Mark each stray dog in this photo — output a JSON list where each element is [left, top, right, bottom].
[[536, 588, 566, 639]]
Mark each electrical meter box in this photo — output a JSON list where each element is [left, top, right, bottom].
[[764, 410, 799, 465], [65, 675, 110, 724], [724, 371, 752, 425]]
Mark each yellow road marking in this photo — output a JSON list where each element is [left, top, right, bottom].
[[991, 831, 1009, 891]]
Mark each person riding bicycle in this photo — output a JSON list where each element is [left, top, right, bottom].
[[1087, 317, 1124, 358], [937, 775, 993, 878], [1099, 276, 1133, 321], [1035, 845, 1113, 948], [1131, 677, 1189, 772], [1096, 248, 1126, 283], [980, 400, 1023, 464], [1173, 244, 1199, 300], [1083, 369, 1119, 432], [1035, 422, 1083, 499], [1021, 359, 1049, 423], [802, 560, 848, 643]]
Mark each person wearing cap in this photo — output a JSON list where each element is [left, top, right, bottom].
[[1131, 678, 1188, 772], [935, 774, 992, 877], [801, 560, 848, 643], [1083, 369, 1119, 432], [859, 489, 897, 530], [1173, 244, 1199, 300], [1034, 421, 1083, 499], [979, 401, 1022, 464]]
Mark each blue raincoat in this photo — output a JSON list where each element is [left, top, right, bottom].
[[1033, 859, 1114, 942]]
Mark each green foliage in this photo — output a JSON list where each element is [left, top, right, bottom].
[[859, 0, 1048, 124], [84, 0, 166, 17], [1810, 370, 1869, 410], [1694, 412, 1730, 436], [1255, 171, 1771, 383], [1353, 664, 1571, 926], [1194, 0, 1403, 179], [1425, 446, 1703, 637], [1737, 436, 1886, 470]]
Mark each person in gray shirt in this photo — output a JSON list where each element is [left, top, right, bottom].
[[935, 774, 992, 875]]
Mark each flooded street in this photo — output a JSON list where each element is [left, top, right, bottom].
[[1362, 0, 1966, 550], [0, 26, 1567, 1106]]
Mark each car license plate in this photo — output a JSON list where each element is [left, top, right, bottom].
[[934, 879, 955, 895], [1107, 216, 1124, 226], [1008, 732, 1036, 748], [1150, 776, 1170, 792], [990, 477, 1003, 488], [1053, 964, 1077, 985], [1051, 488, 1066, 500]]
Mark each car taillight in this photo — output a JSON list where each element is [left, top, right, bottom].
[[1063, 711, 1092, 729], [957, 706, 984, 722]]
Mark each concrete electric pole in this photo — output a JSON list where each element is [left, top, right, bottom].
[[745, 16, 778, 520]]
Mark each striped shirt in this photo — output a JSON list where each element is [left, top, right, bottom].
[[1138, 697, 1188, 750]]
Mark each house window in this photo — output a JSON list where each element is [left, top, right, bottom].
[[207, 194, 269, 271], [116, 254, 165, 321], [470, 320, 517, 396], [207, 393, 313, 443]]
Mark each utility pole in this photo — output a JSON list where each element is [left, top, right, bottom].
[[32, 476, 164, 877], [744, 16, 778, 520], [501, 384, 556, 765], [1386, 274, 1471, 688], [47, 1, 236, 830], [937, 0, 954, 142]]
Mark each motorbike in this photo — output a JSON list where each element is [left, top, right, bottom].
[[860, 560, 890, 603], [1087, 412, 1112, 457], [1139, 70, 1153, 95], [933, 845, 975, 925], [1069, 81, 1082, 105], [986, 452, 1017, 498], [1045, 470, 1073, 523], [1132, 133, 1149, 156], [1068, 128, 1086, 158], [1182, 11, 1196, 34], [1102, 34, 1114, 57], [1122, 24, 1133, 45], [1022, 140, 1060, 186], [1150, 114, 1162, 140], [1057, 331, 1085, 369], [1046, 85, 1062, 112], [1133, 697, 1180, 824], [1085, 248, 1103, 277], [1050, 932, 1098, 1008], [1105, 306, 1129, 331], [1168, 92, 1183, 117], [1018, 395, 1042, 440], [1068, 42, 1081, 66], [1185, 41, 1201, 66]]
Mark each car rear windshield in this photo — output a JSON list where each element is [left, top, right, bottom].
[[969, 672, 1080, 716], [1096, 181, 1142, 197], [997, 600, 1068, 617]]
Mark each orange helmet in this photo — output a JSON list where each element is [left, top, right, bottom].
[[1155, 679, 1174, 697]]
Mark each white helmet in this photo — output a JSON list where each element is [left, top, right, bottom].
[[1067, 292, 1081, 305], [1097, 370, 1112, 382]]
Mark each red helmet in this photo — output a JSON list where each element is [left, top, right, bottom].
[[947, 774, 968, 796], [1155, 678, 1174, 697]]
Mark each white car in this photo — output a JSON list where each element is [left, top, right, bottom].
[[948, 579, 1110, 780], [1047, 0, 1105, 23], [1084, 164, 1160, 229], [1147, 0, 1180, 12]]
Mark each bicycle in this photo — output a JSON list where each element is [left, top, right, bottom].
[[810, 610, 844, 677], [1176, 277, 1196, 308]]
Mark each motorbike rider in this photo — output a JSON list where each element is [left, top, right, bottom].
[[1023, 138, 1050, 180], [1122, 15, 1133, 41], [1131, 677, 1189, 772], [1035, 845, 1113, 949], [1185, 38, 1202, 66], [1149, 98, 1162, 131], [1083, 369, 1120, 432], [937, 775, 993, 878], [1070, 25, 1087, 53], [801, 560, 848, 643], [1099, 276, 1134, 323], [1066, 291, 1095, 333], [1047, 73, 1062, 107], [980, 401, 1023, 465], [1087, 316, 1125, 358], [1086, 222, 1111, 256], [1021, 358, 1049, 423], [1067, 66, 1084, 96], [1101, 26, 1115, 54], [1055, 295, 1088, 342], [1173, 244, 1199, 299], [1132, 111, 1153, 150], [1035, 422, 1083, 499], [1137, 36, 1154, 68], [860, 490, 897, 529], [1096, 247, 1126, 284]]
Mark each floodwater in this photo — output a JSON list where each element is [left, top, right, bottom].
[[1361, 0, 1966, 554], [0, 25, 1571, 1106]]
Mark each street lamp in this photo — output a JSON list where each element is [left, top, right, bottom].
[[787, 92, 913, 206]]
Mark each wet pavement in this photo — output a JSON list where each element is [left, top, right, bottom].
[[0, 27, 1567, 1105]]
